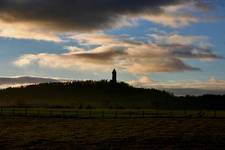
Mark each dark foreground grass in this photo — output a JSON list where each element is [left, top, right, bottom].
[[1, 117, 225, 150]]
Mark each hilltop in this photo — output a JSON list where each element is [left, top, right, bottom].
[[0, 80, 224, 109], [0, 80, 173, 108]]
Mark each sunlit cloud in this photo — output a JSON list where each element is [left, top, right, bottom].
[[142, 14, 198, 28], [142, 1, 202, 28], [150, 34, 208, 46], [0, 20, 61, 42], [14, 32, 221, 73]]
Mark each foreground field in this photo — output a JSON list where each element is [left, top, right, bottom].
[[0, 108, 224, 118], [1, 117, 225, 149]]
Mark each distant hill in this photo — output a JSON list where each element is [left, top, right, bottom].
[[165, 88, 225, 96], [0, 76, 59, 88], [0, 80, 225, 110]]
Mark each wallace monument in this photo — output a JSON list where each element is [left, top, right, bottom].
[[112, 69, 117, 83]]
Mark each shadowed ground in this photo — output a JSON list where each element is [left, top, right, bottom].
[[1, 117, 225, 149]]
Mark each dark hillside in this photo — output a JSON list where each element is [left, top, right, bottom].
[[0, 80, 224, 109]]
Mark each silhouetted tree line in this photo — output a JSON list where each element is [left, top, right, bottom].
[[0, 80, 224, 110]]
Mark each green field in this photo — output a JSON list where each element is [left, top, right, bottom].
[[1, 117, 225, 149]]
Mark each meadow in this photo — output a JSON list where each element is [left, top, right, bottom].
[[1, 82, 225, 149], [1, 117, 225, 149], [0, 107, 224, 118]]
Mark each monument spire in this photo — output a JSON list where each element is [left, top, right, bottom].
[[112, 69, 117, 83]]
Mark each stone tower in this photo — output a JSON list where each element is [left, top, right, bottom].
[[112, 69, 117, 83]]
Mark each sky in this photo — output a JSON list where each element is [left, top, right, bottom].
[[0, 0, 225, 95]]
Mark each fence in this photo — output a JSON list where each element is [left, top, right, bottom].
[[0, 107, 224, 119]]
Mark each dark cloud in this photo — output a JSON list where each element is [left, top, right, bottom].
[[164, 58, 200, 72], [128, 58, 200, 73], [0, 0, 186, 31], [73, 47, 127, 61], [165, 44, 222, 60], [194, 0, 214, 11]]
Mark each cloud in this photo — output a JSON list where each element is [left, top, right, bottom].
[[129, 76, 225, 96], [0, 0, 212, 41], [14, 46, 128, 71], [142, 1, 212, 28], [0, 20, 62, 42], [150, 34, 208, 45], [143, 13, 198, 28], [14, 32, 221, 73], [127, 58, 200, 73], [0, 0, 184, 30], [149, 33, 221, 60]]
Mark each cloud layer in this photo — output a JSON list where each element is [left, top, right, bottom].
[[0, 0, 185, 31], [14, 32, 221, 73], [0, 0, 210, 41]]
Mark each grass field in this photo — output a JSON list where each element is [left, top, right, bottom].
[[0, 107, 224, 118], [1, 117, 225, 149]]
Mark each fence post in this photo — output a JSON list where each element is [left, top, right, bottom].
[[184, 109, 187, 117], [0, 107, 3, 114], [37, 109, 40, 117], [102, 111, 104, 118], [62, 111, 65, 118], [142, 111, 145, 118], [214, 110, 217, 118], [155, 107, 159, 117], [114, 111, 118, 118], [89, 110, 92, 118], [170, 109, 173, 117], [25, 108, 28, 116], [129, 111, 132, 118], [76, 111, 79, 118], [49, 109, 52, 117], [12, 108, 15, 116]]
